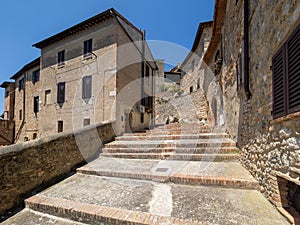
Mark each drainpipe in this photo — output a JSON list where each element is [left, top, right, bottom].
[[243, 0, 251, 99], [141, 30, 146, 106]]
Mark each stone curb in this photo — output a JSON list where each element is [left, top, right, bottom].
[[25, 195, 209, 225], [76, 168, 259, 190]]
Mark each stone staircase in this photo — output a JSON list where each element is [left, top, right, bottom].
[[3, 124, 290, 225]]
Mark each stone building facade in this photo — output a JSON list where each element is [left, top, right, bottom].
[[0, 82, 15, 145], [197, 0, 300, 222], [1, 8, 157, 142], [0, 82, 15, 121], [9, 58, 40, 142], [180, 21, 213, 94]]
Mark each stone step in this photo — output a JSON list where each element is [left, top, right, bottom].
[[103, 147, 239, 154], [116, 133, 230, 141], [1, 209, 91, 225], [105, 139, 236, 148], [77, 157, 258, 189], [149, 128, 226, 133], [100, 153, 239, 161], [25, 195, 202, 225], [24, 174, 289, 225], [156, 124, 216, 129]]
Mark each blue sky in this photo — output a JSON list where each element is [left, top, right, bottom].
[[0, 0, 214, 113]]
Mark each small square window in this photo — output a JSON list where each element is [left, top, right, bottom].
[[83, 118, 90, 126]]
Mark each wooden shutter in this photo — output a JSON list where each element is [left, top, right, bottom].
[[287, 25, 300, 114], [272, 46, 286, 119]]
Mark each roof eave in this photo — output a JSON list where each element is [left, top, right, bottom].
[[10, 57, 40, 80]]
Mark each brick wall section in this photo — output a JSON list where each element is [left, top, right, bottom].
[[0, 121, 116, 215]]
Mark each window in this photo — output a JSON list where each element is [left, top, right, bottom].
[[33, 133, 37, 140], [57, 82, 65, 103], [58, 121, 63, 133], [190, 86, 193, 93], [272, 23, 300, 119], [45, 90, 51, 105], [18, 77, 25, 91], [58, 50, 65, 66], [146, 64, 150, 77], [197, 78, 200, 89], [19, 110, 22, 120], [32, 69, 40, 83], [236, 53, 243, 91], [141, 113, 144, 123], [83, 39, 93, 56], [82, 76, 92, 99], [34, 96, 39, 114], [5, 90, 9, 98], [83, 118, 90, 126]]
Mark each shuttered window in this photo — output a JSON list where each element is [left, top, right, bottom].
[[272, 23, 300, 119], [57, 82, 65, 103]]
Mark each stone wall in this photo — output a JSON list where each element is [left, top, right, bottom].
[[0, 121, 116, 216], [155, 88, 208, 125], [238, 0, 300, 209]]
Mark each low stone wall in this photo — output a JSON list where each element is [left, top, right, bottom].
[[0, 121, 116, 216]]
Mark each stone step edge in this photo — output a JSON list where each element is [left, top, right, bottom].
[[106, 143, 236, 148], [77, 168, 259, 190], [103, 148, 240, 154], [25, 195, 204, 225], [100, 153, 239, 161], [116, 134, 230, 139]]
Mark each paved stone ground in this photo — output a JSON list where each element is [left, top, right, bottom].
[[2, 124, 292, 224], [1, 209, 91, 225], [34, 174, 289, 225]]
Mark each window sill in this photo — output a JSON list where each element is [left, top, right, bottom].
[[271, 111, 300, 124], [58, 63, 65, 69], [83, 53, 93, 60]]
